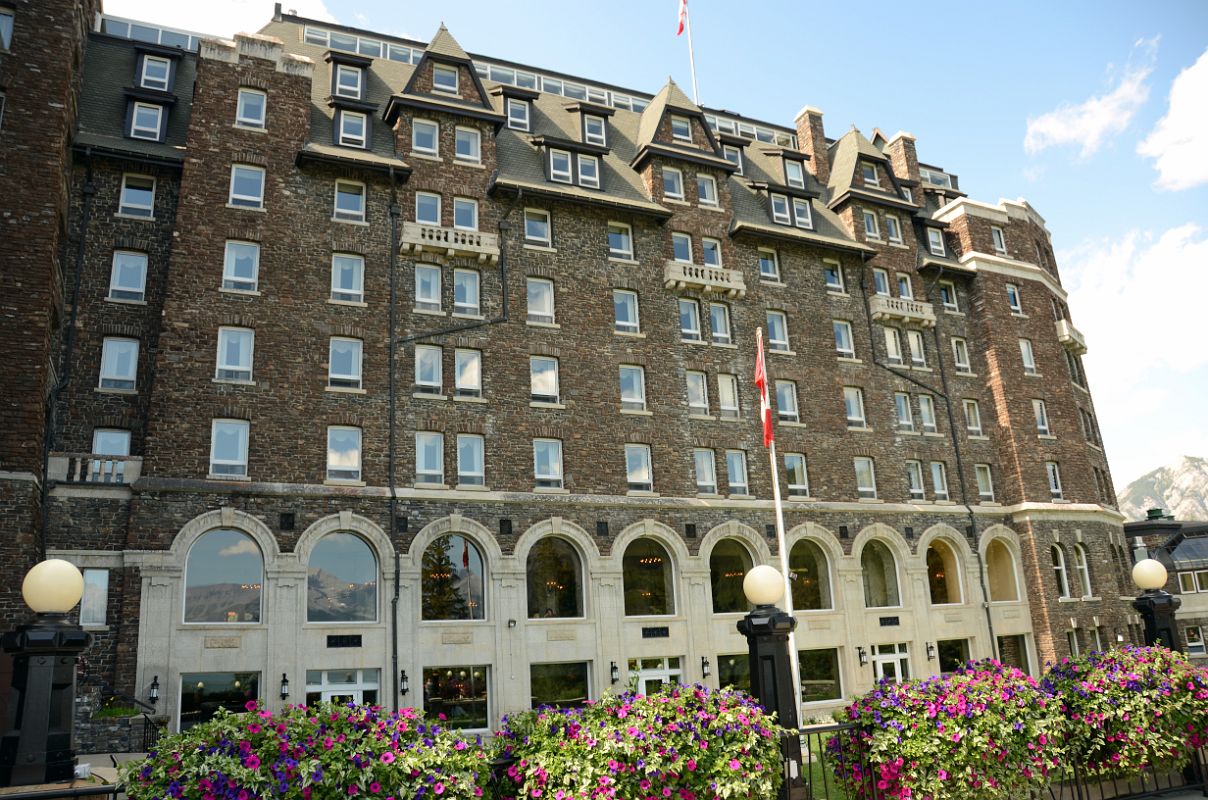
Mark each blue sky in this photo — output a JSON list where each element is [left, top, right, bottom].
[[106, 0, 1208, 489]]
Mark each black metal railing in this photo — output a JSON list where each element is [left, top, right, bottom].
[[141, 713, 164, 752], [0, 785, 120, 800], [1036, 749, 1208, 800]]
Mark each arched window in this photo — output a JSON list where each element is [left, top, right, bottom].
[[861, 540, 900, 608], [526, 537, 584, 618], [709, 539, 752, 614], [623, 538, 674, 616], [926, 539, 962, 604], [790, 539, 832, 610], [307, 532, 377, 622], [986, 539, 1019, 602], [1072, 544, 1093, 598], [422, 534, 485, 620], [1052, 545, 1071, 598], [184, 529, 263, 623]]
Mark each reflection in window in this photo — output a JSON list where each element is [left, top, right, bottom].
[[861, 540, 900, 608], [526, 537, 583, 618], [623, 538, 674, 616], [307, 533, 377, 622], [790, 539, 832, 610], [709, 539, 752, 614], [530, 662, 589, 709], [422, 665, 488, 729], [937, 639, 970, 675], [184, 529, 263, 623], [717, 654, 750, 692], [304, 668, 380, 706], [798, 649, 841, 702], [421, 535, 485, 620], [926, 540, 961, 604], [986, 539, 1020, 601], [180, 672, 259, 730]]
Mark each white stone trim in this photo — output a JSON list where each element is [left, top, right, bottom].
[[513, 517, 600, 565], [294, 511, 395, 573], [699, 520, 771, 565]]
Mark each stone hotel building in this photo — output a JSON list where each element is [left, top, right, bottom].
[[0, 0, 1140, 735]]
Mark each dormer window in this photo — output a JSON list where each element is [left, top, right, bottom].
[[583, 114, 606, 146], [433, 64, 459, 93], [792, 198, 812, 229], [902, 187, 914, 203], [129, 102, 164, 141], [670, 115, 692, 141], [862, 162, 880, 187], [335, 64, 363, 99], [338, 110, 367, 148], [236, 88, 266, 129], [550, 150, 573, 183], [578, 154, 600, 189], [140, 55, 171, 91], [723, 145, 743, 175], [507, 98, 530, 131], [784, 159, 805, 189], [770, 194, 790, 225], [927, 228, 946, 256]]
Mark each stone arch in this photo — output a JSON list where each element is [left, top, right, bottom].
[[699, 520, 770, 564], [295, 511, 395, 569], [919, 523, 968, 605], [514, 517, 599, 564], [516, 517, 595, 620], [853, 523, 905, 609], [409, 513, 501, 568], [786, 521, 843, 564], [170, 506, 281, 562], [785, 521, 840, 612], [980, 524, 1024, 603], [613, 519, 684, 617], [609, 519, 690, 566], [917, 523, 972, 559], [851, 522, 910, 562]]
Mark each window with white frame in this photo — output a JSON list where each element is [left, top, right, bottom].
[[1187, 627, 1206, 656], [844, 386, 866, 428], [718, 373, 739, 419], [975, 464, 995, 501], [327, 426, 362, 481], [885, 215, 903, 244], [80, 569, 109, 626], [578, 154, 600, 188], [672, 231, 692, 262], [863, 211, 880, 240], [1020, 339, 1037, 374], [1033, 399, 1051, 435], [792, 198, 812, 229], [758, 248, 779, 281], [1072, 544, 1092, 597], [454, 349, 481, 398], [414, 264, 441, 312], [991, 226, 1008, 256], [663, 167, 684, 199], [679, 298, 701, 341], [766, 310, 790, 351], [455, 127, 481, 163], [330, 253, 364, 303], [930, 461, 949, 501], [527, 278, 555, 324], [507, 98, 530, 131], [140, 54, 171, 90], [415, 192, 440, 225], [1046, 461, 1063, 500], [228, 164, 265, 208], [453, 269, 480, 316], [338, 110, 367, 148], [951, 337, 971, 373], [901, 187, 913, 203], [823, 261, 845, 292], [698, 174, 718, 206], [723, 144, 743, 174], [701, 237, 722, 267], [334, 180, 366, 222], [686, 370, 709, 416], [872, 268, 891, 296], [927, 228, 946, 256], [412, 119, 438, 154], [619, 365, 646, 411], [130, 102, 163, 140], [210, 419, 249, 477], [1007, 284, 1023, 313], [919, 395, 937, 433], [334, 64, 363, 98], [670, 115, 692, 141], [939, 281, 959, 312], [1052, 546, 1071, 597], [625, 444, 653, 492], [709, 302, 731, 344], [907, 330, 926, 367], [109, 251, 147, 301], [413, 344, 442, 394], [524, 208, 551, 245], [776, 380, 799, 423], [894, 393, 913, 431], [784, 453, 809, 497], [215, 327, 254, 382], [833, 320, 855, 358], [770, 193, 791, 225], [99, 338, 138, 390], [222, 240, 259, 292], [236, 88, 266, 128], [725, 450, 749, 495], [453, 197, 478, 230], [784, 159, 805, 189], [906, 460, 925, 500], [613, 289, 640, 334], [1066, 630, 1080, 657], [694, 448, 717, 494], [884, 327, 903, 365], [91, 429, 130, 482], [529, 356, 559, 404], [533, 439, 563, 488], [964, 399, 983, 435], [608, 222, 633, 259], [854, 457, 877, 499], [861, 162, 879, 187], [897, 274, 913, 300], [118, 174, 155, 218], [549, 149, 572, 183], [415, 431, 444, 485], [432, 64, 459, 93], [457, 434, 485, 487], [583, 114, 606, 146], [329, 337, 363, 389]]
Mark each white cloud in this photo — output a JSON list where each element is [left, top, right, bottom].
[[219, 538, 261, 557], [1137, 48, 1208, 191], [1024, 37, 1158, 157], [103, 0, 335, 39]]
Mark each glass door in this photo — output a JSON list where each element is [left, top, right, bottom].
[[872, 643, 909, 684], [628, 656, 682, 695], [305, 668, 380, 706]]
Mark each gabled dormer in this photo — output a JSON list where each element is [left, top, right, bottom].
[[564, 100, 614, 148], [124, 42, 183, 142], [383, 24, 504, 130], [630, 78, 735, 175], [324, 51, 376, 150], [825, 127, 915, 214]]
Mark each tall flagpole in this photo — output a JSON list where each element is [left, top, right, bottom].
[[684, 3, 700, 104]]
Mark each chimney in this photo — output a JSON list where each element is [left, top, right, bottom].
[[883, 131, 918, 183], [1146, 508, 1167, 520], [795, 106, 829, 186]]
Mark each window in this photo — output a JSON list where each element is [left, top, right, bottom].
[[939, 281, 959, 312], [619, 364, 646, 411], [1006, 284, 1023, 313], [710, 539, 753, 614], [90, 429, 130, 483], [130, 102, 163, 140], [329, 338, 363, 389], [683, 371, 710, 416], [80, 569, 109, 626], [457, 433, 485, 487], [930, 461, 949, 501], [987, 540, 1019, 601], [670, 115, 692, 141], [863, 211, 880, 240], [99, 338, 138, 390], [1187, 627, 1206, 656], [625, 443, 653, 492], [333, 180, 366, 222], [583, 114, 606, 146], [222, 241, 259, 292], [784, 453, 809, 497], [337, 110, 367, 148], [549, 149, 572, 183], [421, 536, 485, 621], [885, 215, 902, 244], [855, 457, 877, 499], [209, 420, 249, 478], [507, 98, 530, 131], [624, 538, 674, 616], [1180, 572, 1198, 593], [894, 393, 914, 432], [697, 174, 718, 206], [578, 155, 600, 188], [792, 198, 813, 229], [215, 327, 254, 382], [524, 208, 551, 245], [1071, 545, 1092, 597], [527, 539, 583, 619], [533, 438, 564, 488], [897, 274, 913, 299], [608, 222, 633, 259], [414, 431, 443, 485], [701, 237, 722, 266], [1052, 546, 1071, 597], [453, 197, 478, 230], [784, 159, 805, 189], [871, 268, 891, 296], [833, 320, 855, 358], [790, 540, 832, 610], [927, 541, 961, 604], [0, 10, 11, 50], [884, 327, 903, 365], [414, 264, 441, 312], [307, 533, 376, 622], [927, 228, 946, 256], [907, 330, 926, 367], [862, 540, 899, 606], [919, 395, 937, 433], [770, 193, 791, 224], [415, 192, 440, 225], [327, 426, 362, 481], [1067, 630, 1081, 657], [906, 460, 925, 500], [799, 649, 842, 702], [453, 269, 479, 316], [694, 448, 718, 494], [725, 450, 749, 495], [964, 399, 983, 435], [766, 310, 789, 351], [108, 251, 147, 302], [991, 226, 1008, 256], [776, 381, 799, 423], [1033, 399, 1051, 435], [530, 356, 559, 404], [902, 187, 913, 203], [844, 386, 866, 428], [1019, 338, 1038, 374], [951, 337, 971, 373], [672, 231, 692, 262], [228, 165, 265, 208], [679, 298, 701, 341], [118, 174, 155, 218], [185, 529, 261, 622], [663, 167, 684, 200], [1046, 461, 1064, 500], [334, 64, 363, 98], [432, 64, 459, 93], [723, 144, 743, 174], [823, 261, 845, 292], [527, 278, 555, 324], [234, 88, 265, 129], [1066, 350, 1088, 388], [758, 248, 779, 281], [455, 127, 481, 163], [718, 373, 740, 419], [861, 162, 879, 187], [413, 345, 442, 394], [613, 289, 640, 334], [454, 349, 481, 398], [412, 119, 438, 154]]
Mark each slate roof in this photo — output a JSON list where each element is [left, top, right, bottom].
[[426, 24, 471, 62]]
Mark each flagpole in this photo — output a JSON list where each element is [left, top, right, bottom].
[[684, 4, 700, 105]]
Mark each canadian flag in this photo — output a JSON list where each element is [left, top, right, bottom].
[[676, 0, 688, 35], [755, 328, 774, 448]]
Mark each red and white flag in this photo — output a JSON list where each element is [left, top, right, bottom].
[[754, 328, 774, 448], [676, 0, 688, 35]]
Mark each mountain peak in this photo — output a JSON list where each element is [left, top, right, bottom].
[[1119, 455, 1208, 522]]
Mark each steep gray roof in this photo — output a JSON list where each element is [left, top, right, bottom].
[[636, 78, 698, 148], [426, 24, 470, 62]]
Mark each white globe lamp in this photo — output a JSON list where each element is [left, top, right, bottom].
[[1132, 559, 1168, 592], [21, 559, 85, 614], [743, 564, 785, 606]]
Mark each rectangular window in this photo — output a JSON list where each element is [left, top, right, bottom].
[[528, 661, 589, 709], [844, 386, 866, 428], [723, 144, 743, 174], [709, 302, 731, 344], [412, 119, 438, 154], [758, 248, 779, 281], [784, 159, 805, 189], [330, 253, 364, 303], [1020, 339, 1037, 375], [939, 281, 959, 312], [872, 268, 890, 296], [672, 231, 692, 262], [907, 330, 926, 367], [964, 399, 983, 435], [421, 665, 488, 729], [1046, 461, 1063, 500], [694, 448, 717, 494], [625, 443, 653, 492], [414, 263, 442, 312], [457, 433, 485, 487], [687, 370, 709, 415], [897, 274, 913, 300], [507, 98, 529, 131], [455, 127, 481, 163], [530, 356, 559, 404], [550, 149, 572, 183], [235, 89, 267, 130], [698, 174, 718, 206], [952, 337, 971, 373], [793, 198, 813, 229], [1007, 284, 1023, 313], [527, 278, 555, 324], [770, 193, 791, 224], [975, 464, 995, 502], [823, 260, 845, 292], [663, 167, 684, 199], [1033, 399, 1050, 435], [766, 310, 790, 351], [533, 439, 564, 488], [432, 64, 459, 93], [415, 192, 441, 225], [906, 460, 925, 500], [902, 187, 913, 203], [725, 450, 749, 495], [1187, 627, 1206, 656], [215, 327, 254, 382], [1067, 630, 1080, 658], [327, 426, 362, 481], [776, 380, 799, 423], [210, 419, 249, 477], [833, 320, 855, 358], [0, 10, 11, 50], [1180, 572, 1197, 593], [619, 364, 646, 411], [927, 228, 946, 256], [784, 453, 809, 497], [861, 162, 879, 187], [130, 102, 163, 140], [140, 54, 171, 90], [329, 337, 364, 389], [80, 569, 109, 626], [334, 180, 366, 222], [671, 115, 692, 141], [415, 431, 444, 485], [919, 395, 937, 433], [338, 110, 367, 148], [453, 197, 478, 230], [608, 222, 633, 259], [885, 215, 902, 244], [118, 174, 155, 218], [414, 344, 442, 394], [454, 349, 481, 398], [894, 392, 914, 431], [228, 164, 265, 208], [577, 154, 600, 188], [679, 298, 702, 341], [718, 373, 740, 419], [109, 251, 147, 301], [701, 237, 722, 266], [931, 461, 949, 501], [855, 457, 877, 499], [525, 208, 552, 245], [223, 241, 259, 292], [613, 289, 640, 334], [335, 64, 363, 98], [799, 649, 843, 703], [90, 429, 130, 483], [992, 226, 1008, 256], [453, 269, 480, 316], [884, 327, 903, 365], [99, 338, 138, 390], [583, 114, 606, 146], [863, 211, 880, 240]]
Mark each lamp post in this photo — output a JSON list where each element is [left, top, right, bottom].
[[737, 564, 803, 800], [1132, 558, 1181, 649], [0, 559, 93, 786]]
